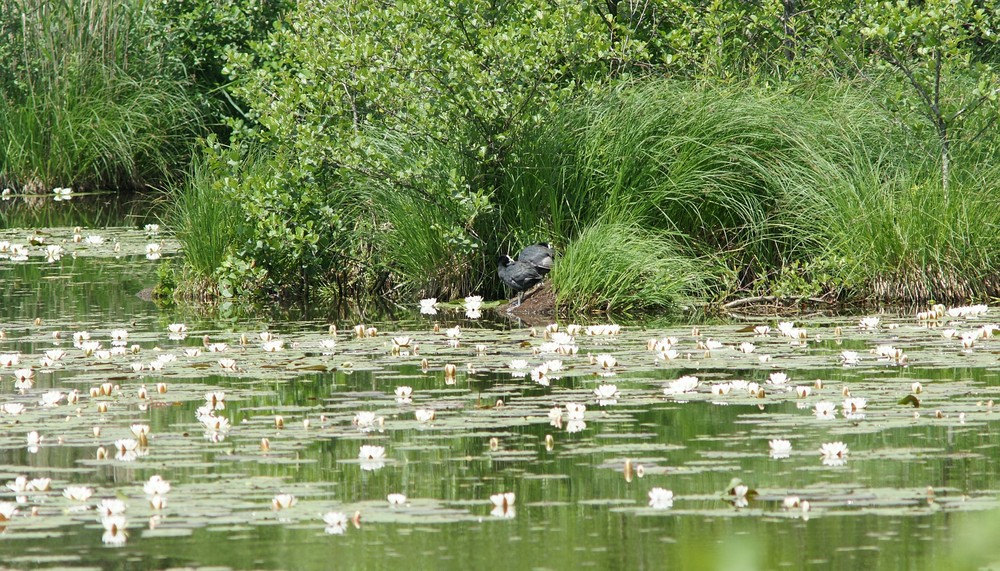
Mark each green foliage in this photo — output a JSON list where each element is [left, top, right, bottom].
[[207, 0, 647, 302], [0, 0, 203, 191], [149, 0, 292, 130], [550, 220, 719, 315]]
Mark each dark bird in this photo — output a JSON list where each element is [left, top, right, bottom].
[[498, 254, 544, 307], [517, 242, 555, 275]]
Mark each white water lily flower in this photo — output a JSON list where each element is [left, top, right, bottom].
[[44, 349, 67, 361], [813, 402, 836, 420], [419, 298, 438, 315], [508, 359, 528, 370], [144, 224, 160, 236], [145, 243, 161, 260], [593, 384, 619, 400], [218, 358, 237, 371], [0, 502, 18, 521], [323, 511, 348, 535], [353, 411, 378, 430], [648, 487, 674, 509], [85, 235, 104, 245], [28, 478, 51, 492], [530, 364, 549, 386], [143, 475, 171, 497], [464, 295, 484, 311], [319, 338, 337, 352], [566, 419, 587, 433], [548, 406, 563, 426], [2, 403, 25, 415], [205, 391, 226, 410], [842, 397, 868, 414], [149, 494, 167, 510], [387, 493, 407, 505], [819, 441, 849, 462], [445, 326, 461, 339], [736, 342, 755, 354], [359, 445, 386, 461], [769, 439, 792, 458], [840, 350, 861, 365], [664, 375, 699, 395], [261, 339, 284, 352], [490, 492, 515, 509], [394, 386, 413, 403], [753, 325, 771, 336], [272, 494, 297, 510], [565, 402, 586, 420], [14, 368, 33, 383], [858, 316, 880, 330], [768, 372, 789, 385], [777, 321, 796, 336], [6, 476, 28, 493], [712, 383, 732, 396], [167, 323, 186, 334], [414, 409, 435, 423], [26, 431, 41, 446], [101, 514, 128, 546], [63, 485, 94, 502], [39, 390, 64, 407], [594, 354, 617, 369], [8, 243, 28, 261], [795, 386, 811, 398], [45, 244, 63, 262], [657, 348, 680, 361], [98, 498, 127, 517]]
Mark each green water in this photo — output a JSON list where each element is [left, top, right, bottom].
[[1, 203, 1000, 570]]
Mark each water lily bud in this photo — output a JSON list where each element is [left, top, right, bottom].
[[96, 446, 108, 459], [97, 403, 108, 413], [489, 437, 499, 451], [261, 438, 270, 452], [545, 434, 554, 451], [624, 459, 633, 483], [274, 415, 284, 429]]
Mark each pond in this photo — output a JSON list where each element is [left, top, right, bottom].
[[1, 195, 999, 570]]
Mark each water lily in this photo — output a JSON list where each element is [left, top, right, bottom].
[[45, 244, 63, 262], [206, 391, 226, 410], [768, 372, 789, 385], [548, 406, 563, 427], [149, 494, 167, 510], [419, 298, 438, 315], [323, 511, 348, 535], [63, 486, 94, 502], [664, 375, 699, 395], [387, 493, 407, 505], [272, 494, 297, 510], [353, 411, 379, 431], [858, 316, 880, 330], [359, 445, 386, 461], [218, 358, 237, 371], [736, 342, 755, 354], [594, 354, 616, 369], [143, 475, 171, 497], [769, 439, 792, 458], [28, 478, 51, 492], [566, 419, 587, 433], [144, 224, 160, 236], [0, 502, 18, 521], [2, 403, 25, 415], [565, 402, 586, 420], [145, 243, 161, 260], [26, 431, 41, 452], [101, 514, 128, 546], [394, 385, 413, 404], [464, 295, 483, 311], [840, 350, 861, 365], [594, 383, 619, 405], [39, 390, 64, 407], [711, 383, 732, 396], [85, 235, 104, 245], [262, 339, 284, 352], [98, 498, 127, 517], [6, 476, 28, 494], [319, 338, 337, 352], [813, 402, 836, 420], [820, 441, 849, 466], [530, 364, 549, 386], [445, 326, 461, 339], [795, 386, 811, 398], [648, 487, 674, 509], [753, 325, 771, 336], [0, 353, 19, 367], [414, 409, 435, 423]]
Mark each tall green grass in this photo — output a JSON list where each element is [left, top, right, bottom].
[[169, 150, 248, 283], [499, 79, 1000, 305], [0, 0, 202, 191], [550, 220, 722, 315]]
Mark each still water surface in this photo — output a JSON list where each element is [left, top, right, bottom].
[[1, 200, 999, 570]]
